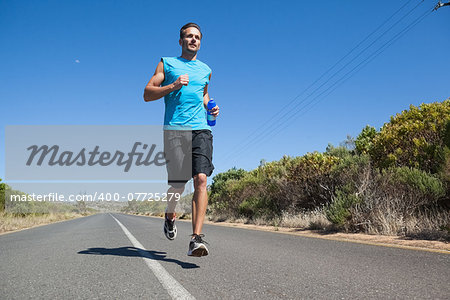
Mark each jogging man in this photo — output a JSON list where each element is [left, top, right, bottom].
[[143, 23, 219, 257]]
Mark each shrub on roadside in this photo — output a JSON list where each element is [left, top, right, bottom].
[[209, 167, 247, 214], [222, 169, 281, 218], [325, 144, 354, 159], [281, 152, 340, 209], [209, 158, 301, 218], [326, 185, 362, 227], [349, 166, 448, 239], [355, 125, 377, 155], [388, 166, 446, 205], [206, 100, 450, 239], [370, 100, 450, 173], [210, 168, 247, 199], [331, 153, 371, 192]]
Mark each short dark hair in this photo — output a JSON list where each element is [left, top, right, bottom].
[[180, 23, 202, 39]]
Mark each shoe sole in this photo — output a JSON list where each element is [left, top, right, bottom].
[[188, 245, 209, 257]]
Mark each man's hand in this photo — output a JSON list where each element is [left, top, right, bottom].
[[210, 105, 219, 117], [173, 74, 189, 90]]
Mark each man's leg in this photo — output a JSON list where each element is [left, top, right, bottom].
[[163, 184, 185, 240], [166, 185, 185, 220], [188, 130, 212, 256], [192, 173, 208, 235], [187, 172, 209, 256], [163, 129, 190, 241]]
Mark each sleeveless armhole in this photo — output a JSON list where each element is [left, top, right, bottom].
[[161, 57, 168, 86], [205, 70, 212, 85]]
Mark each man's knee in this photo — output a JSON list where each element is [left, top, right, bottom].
[[193, 173, 207, 191]]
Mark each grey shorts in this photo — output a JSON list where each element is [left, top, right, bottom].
[[164, 129, 214, 188]]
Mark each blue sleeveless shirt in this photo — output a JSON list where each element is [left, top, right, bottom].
[[161, 57, 212, 130]]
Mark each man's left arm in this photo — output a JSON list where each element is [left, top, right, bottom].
[[203, 73, 219, 117]]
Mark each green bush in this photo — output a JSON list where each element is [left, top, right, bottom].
[[355, 125, 377, 155], [212, 153, 343, 218], [238, 195, 276, 218], [386, 167, 446, 206], [349, 166, 449, 238], [230, 171, 281, 218], [210, 167, 247, 197], [326, 165, 445, 230], [370, 99, 450, 173], [207, 100, 450, 231], [326, 144, 354, 159], [326, 185, 361, 227], [256, 155, 301, 179], [210, 158, 302, 218], [288, 152, 340, 181], [209, 168, 247, 213], [331, 153, 371, 185], [281, 152, 341, 209]]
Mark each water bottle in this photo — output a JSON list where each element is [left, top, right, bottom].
[[207, 98, 216, 126]]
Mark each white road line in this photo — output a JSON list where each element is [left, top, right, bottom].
[[109, 213, 195, 300]]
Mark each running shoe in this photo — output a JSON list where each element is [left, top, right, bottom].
[[163, 215, 177, 240], [187, 234, 209, 257]]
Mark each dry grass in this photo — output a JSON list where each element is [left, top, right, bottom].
[[280, 209, 332, 230], [207, 208, 332, 230], [0, 211, 90, 234], [208, 199, 449, 241], [351, 195, 450, 241]]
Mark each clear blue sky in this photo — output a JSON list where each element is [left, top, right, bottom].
[[1, 0, 449, 182]]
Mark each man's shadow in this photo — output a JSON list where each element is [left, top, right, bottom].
[[78, 246, 199, 269]]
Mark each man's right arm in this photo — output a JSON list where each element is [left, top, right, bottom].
[[143, 60, 189, 102]]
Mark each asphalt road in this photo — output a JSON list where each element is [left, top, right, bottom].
[[0, 213, 449, 299]]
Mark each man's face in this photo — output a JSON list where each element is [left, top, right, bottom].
[[179, 27, 202, 54]]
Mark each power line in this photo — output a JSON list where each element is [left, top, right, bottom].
[[223, 0, 424, 162], [258, 8, 434, 149], [223, 0, 426, 162], [225, 4, 434, 163], [230, 7, 433, 163], [226, 0, 415, 153]]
